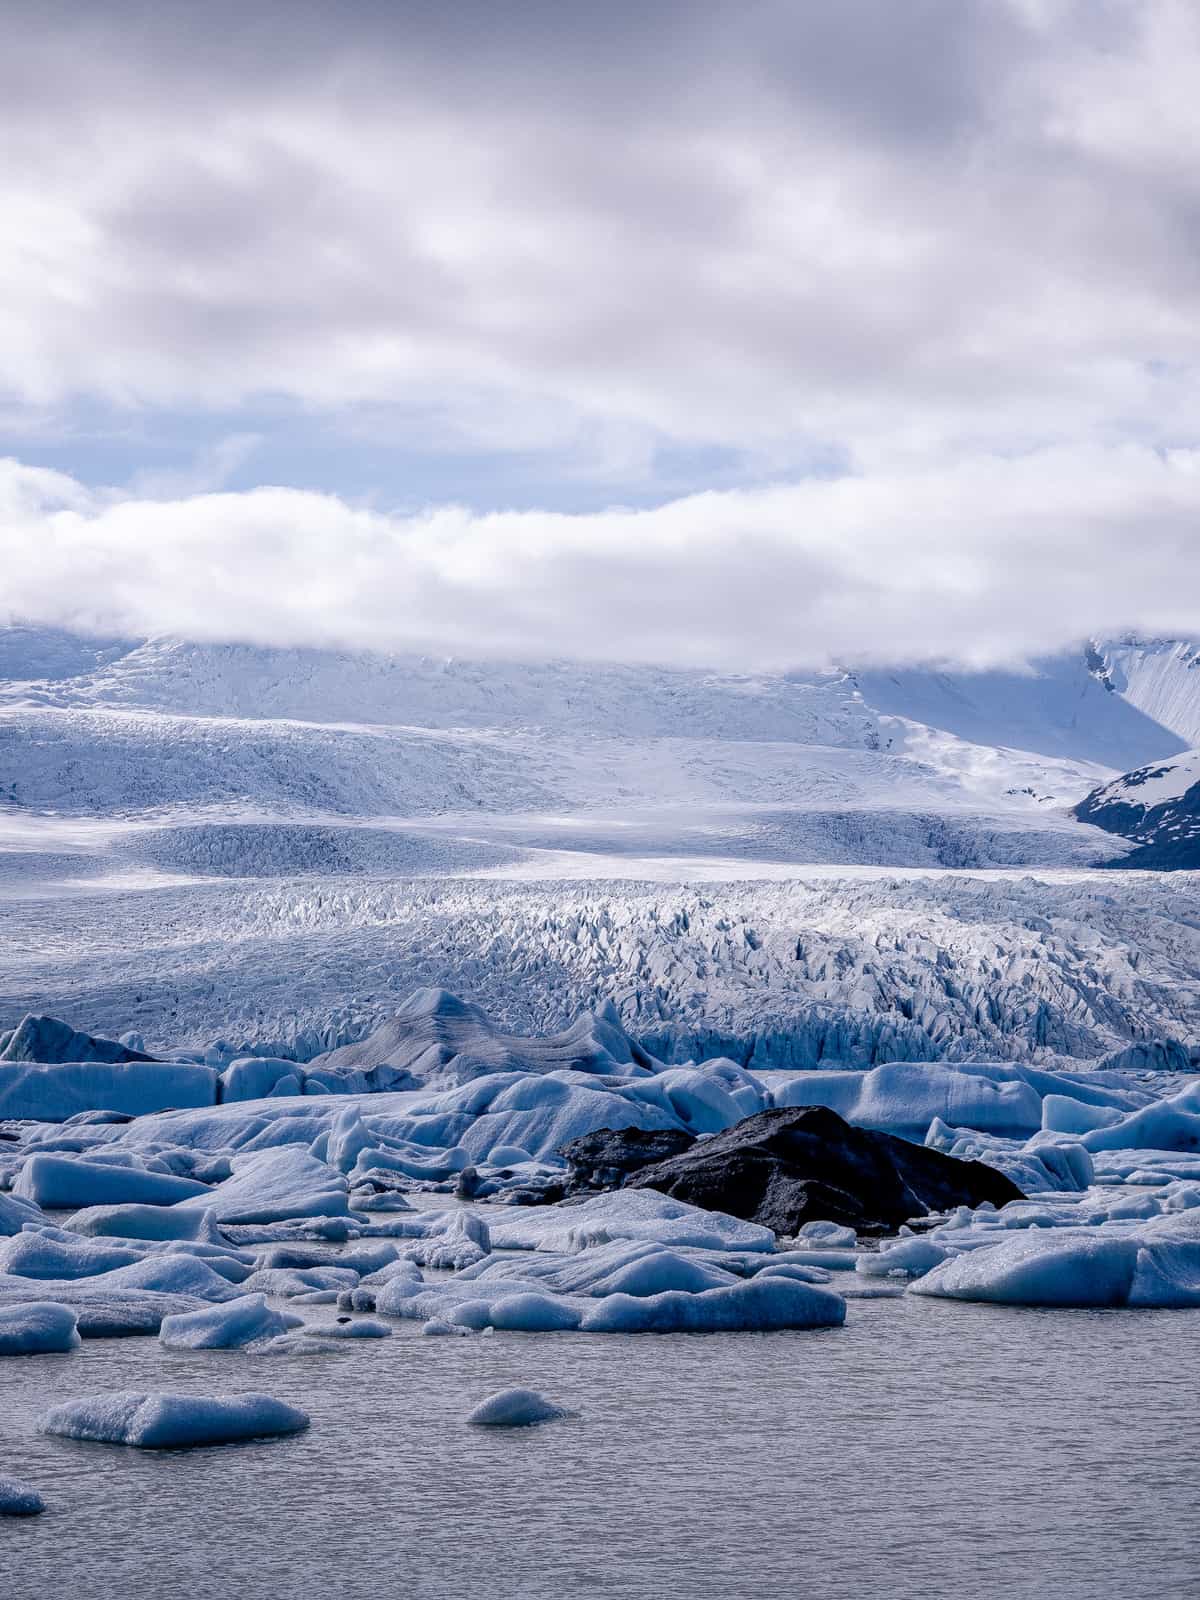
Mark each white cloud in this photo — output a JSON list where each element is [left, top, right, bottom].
[[2, 447, 1197, 669]]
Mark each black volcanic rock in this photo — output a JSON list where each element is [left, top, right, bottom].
[[559, 1126, 698, 1192], [613, 1105, 1023, 1235], [1074, 753, 1200, 870]]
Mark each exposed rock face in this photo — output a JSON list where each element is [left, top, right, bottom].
[[559, 1126, 697, 1193], [615, 1106, 1023, 1235], [1074, 749, 1200, 870]]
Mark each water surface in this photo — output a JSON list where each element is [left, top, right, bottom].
[[3, 1290, 1194, 1600]]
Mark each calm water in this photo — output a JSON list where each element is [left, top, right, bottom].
[[3, 1289, 1196, 1600]]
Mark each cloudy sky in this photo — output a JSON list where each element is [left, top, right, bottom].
[[3, 0, 1199, 667]]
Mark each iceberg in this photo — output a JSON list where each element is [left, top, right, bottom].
[[0, 1060, 216, 1122], [466, 1388, 571, 1427], [578, 1276, 846, 1332], [911, 1212, 1200, 1308], [67, 1203, 224, 1243], [175, 1145, 349, 1224], [0, 1300, 81, 1355], [487, 1189, 775, 1254], [39, 1390, 311, 1448], [158, 1294, 304, 1350], [302, 1316, 392, 1339], [14, 1154, 210, 1209], [0, 1478, 45, 1516]]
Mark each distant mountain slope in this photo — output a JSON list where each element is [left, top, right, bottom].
[[3, 625, 1198, 871], [854, 647, 1190, 771], [0, 634, 879, 744], [1075, 750, 1200, 870], [1094, 638, 1200, 748]]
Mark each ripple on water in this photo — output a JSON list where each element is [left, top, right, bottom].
[[1, 1291, 1195, 1600]]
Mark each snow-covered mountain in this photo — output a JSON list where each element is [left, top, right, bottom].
[[2, 625, 1198, 1065], [1075, 749, 1200, 869], [2, 628, 1196, 867]]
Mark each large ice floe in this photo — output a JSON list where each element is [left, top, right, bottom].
[[38, 1391, 310, 1448]]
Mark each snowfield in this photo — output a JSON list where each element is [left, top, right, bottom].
[[1, 627, 1198, 1067]]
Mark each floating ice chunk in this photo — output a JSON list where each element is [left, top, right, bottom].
[[67, 1203, 224, 1243], [222, 1216, 360, 1245], [485, 1145, 536, 1167], [579, 1277, 846, 1332], [219, 1057, 305, 1103], [302, 1316, 392, 1339], [924, 1120, 1094, 1193], [240, 1266, 360, 1299], [856, 1237, 951, 1279], [797, 1220, 857, 1249], [422, 1318, 473, 1336], [1040, 1096, 1123, 1136], [0, 1301, 81, 1355], [159, 1294, 303, 1350], [358, 1257, 424, 1290], [252, 1241, 398, 1276], [753, 1262, 832, 1285], [912, 1213, 1200, 1308], [773, 1062, 1044, 1137], [0, 1279, 203, 1337], [85, 1253, 244, 1303], [312, 1105, 376, 1174], [0, 1230, 145, 1280], [583, 1247, 736, 1298], [474, 1293, 583, 1332], [467, 1388, 570, 1427], [350, 1190, 418, 1214], [400, 1209, 490, 1270], [0, 1014, 153, 1066], [176, 1145, 349, 1224], [0, 1192, 49, 1237], [0, 1478, 45, 1516], [39, 1390, 310, 1448], [14, 1155, 209, 1210], [1079, 1095, 1200, 1155], [488, 1189, 774, 1254], [0, 1060, 216, 1122]]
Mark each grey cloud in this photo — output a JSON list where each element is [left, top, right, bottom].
[[1, 0, 1199, 618]]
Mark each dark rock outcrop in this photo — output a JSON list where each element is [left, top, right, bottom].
[[587, 1105, 1023, 1235], [1074, 752, 1200, 870], [559, 1126, 697, 1193]]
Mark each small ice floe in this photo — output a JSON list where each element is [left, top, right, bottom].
[[421, 1318, 474, 1336], [796, 1220, 858, 1249], [0, 1477, 46, 1516], [38, 1391, 310, 1448], [301, 1316, 392, 1340], [158, 1294, 303, 1350], [910, 1211, 1200, 1308], [14, 1154, 208, 1209], [0, 1301, 81, 1356], [467, 1388, 571, 1428], [68, 1203, 224, 1243]]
